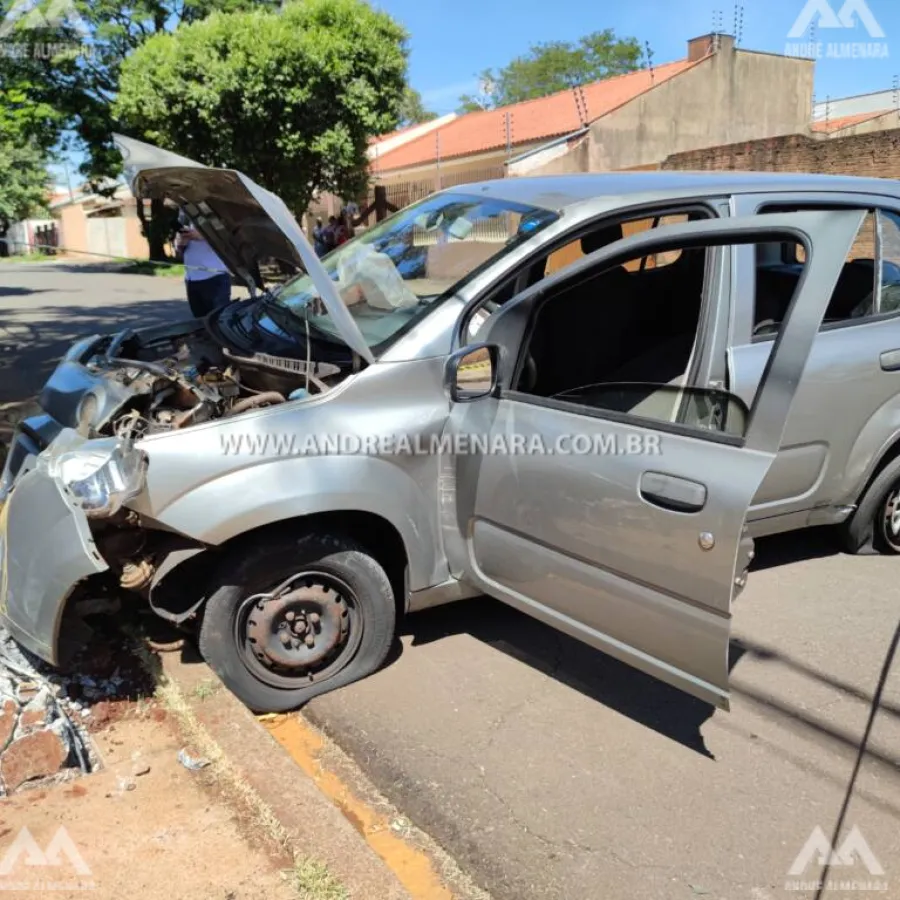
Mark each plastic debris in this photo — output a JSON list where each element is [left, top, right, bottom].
[[177, 748, 211, 771]]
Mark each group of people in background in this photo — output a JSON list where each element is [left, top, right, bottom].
[[174, 204, 355, 320], [313, 210, 352, 257]]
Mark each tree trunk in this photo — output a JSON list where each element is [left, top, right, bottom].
[[137, 198, 174, 261]]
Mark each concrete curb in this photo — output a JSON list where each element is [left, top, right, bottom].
[[156, 652, 413, 900]]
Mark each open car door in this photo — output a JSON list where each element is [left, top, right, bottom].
[[444, 210, 865, 709]]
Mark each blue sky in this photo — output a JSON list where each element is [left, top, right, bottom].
[[52, 0, 900, 187]]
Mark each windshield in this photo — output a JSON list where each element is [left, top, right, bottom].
[[271, 192, 558, 349]]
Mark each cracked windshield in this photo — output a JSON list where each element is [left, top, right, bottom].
[[272, 193, 558, 347]]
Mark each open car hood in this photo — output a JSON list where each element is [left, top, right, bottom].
[[113, 134, 374, 365]]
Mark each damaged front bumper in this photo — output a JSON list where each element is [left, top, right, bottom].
[[0, 462, 108, 664], [0, 423, 144, 664]]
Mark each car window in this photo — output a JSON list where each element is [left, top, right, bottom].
[[544, 213, 690, 276], [510, 236, 806, 441], [756, 207, 900, 337], [467, 207, 711, 342], [274, 192, 558, 351]]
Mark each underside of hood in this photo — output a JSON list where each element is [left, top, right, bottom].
[[113, 134, 374, 364]]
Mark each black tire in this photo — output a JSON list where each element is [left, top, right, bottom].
[[838, 457, 900, 555], [198, 532, 396, 712]]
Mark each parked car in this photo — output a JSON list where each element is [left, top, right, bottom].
[[1, 135, 898, 713]]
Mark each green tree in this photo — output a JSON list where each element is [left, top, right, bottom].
[[396, 87, 438, 127], [457, 29, 641, 110], [114, 0, 408, 218], [0, 143, 49, 233], [0, 0, 278, 185], [0, 81, 57, 245]]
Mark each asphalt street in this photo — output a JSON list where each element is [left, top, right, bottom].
[[3, 262, 899, 900], [306, 531, 900, 900]]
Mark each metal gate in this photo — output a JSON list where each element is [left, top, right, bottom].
[[86, 216, 127, 260]]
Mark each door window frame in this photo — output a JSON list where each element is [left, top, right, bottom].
[[455, 197, 729, 347], [732, 191, 900, 345], [487, 225, 823, 450]]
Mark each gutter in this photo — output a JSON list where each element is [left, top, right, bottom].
[[505, 127, 589, 166]]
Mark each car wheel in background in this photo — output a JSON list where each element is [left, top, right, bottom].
[[839, 457, 900, 555]]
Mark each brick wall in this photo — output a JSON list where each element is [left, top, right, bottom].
[[662, 128, 900, 180]]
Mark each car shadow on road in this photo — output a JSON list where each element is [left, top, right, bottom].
[[402, 597, 739, 759], [399, 529, 864, 761], [749, 526, 840, 569], [0, 300, 188, 405]]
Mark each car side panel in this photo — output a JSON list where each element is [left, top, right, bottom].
[[732, 317, 900, 523]]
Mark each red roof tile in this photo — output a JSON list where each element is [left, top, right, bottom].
[[373, 58, 702, 173], [811, 109, 894, 133]]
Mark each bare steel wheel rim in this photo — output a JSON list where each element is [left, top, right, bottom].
[[235, 569, 362, 690], [881, 485, 900, 552]]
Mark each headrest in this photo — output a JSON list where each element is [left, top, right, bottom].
[[581, 222, 624, 255]]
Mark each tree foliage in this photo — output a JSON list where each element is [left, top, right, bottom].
[[0, 80, 57, 231], [0, 0, 278, 183], [457, 29, 641, 111], [0, 142, 49, 230], [396, 87, 437, 127], [114, 0, 408, 214]]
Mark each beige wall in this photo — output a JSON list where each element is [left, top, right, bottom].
[[123, 202, 149, 258], [513, 46, 814, 178], [56, 204, 88, 258], [56, 199, 149, 261], [589, 48, 814, 172]]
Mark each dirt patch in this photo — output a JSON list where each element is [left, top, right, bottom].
[[0, 715, 299, 898]]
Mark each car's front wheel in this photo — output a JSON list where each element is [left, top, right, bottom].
[[839, 458, 900, 555], [198, 532, 396, 712]]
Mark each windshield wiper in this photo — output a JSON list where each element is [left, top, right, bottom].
[[254, 292, 343, 346]]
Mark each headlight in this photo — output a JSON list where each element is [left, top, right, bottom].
[[52, 441, 147, 518]]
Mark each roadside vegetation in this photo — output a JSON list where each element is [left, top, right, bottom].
[[0, 251, 51, 263]]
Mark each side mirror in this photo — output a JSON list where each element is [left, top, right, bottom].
[[446, 343, 500, 402]]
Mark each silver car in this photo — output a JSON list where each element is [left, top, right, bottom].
[[1, 136, 898, 712]]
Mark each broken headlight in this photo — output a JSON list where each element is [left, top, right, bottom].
[[53, 441, 147, 518]]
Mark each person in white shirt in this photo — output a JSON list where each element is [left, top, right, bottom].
[[174, 211, 231, 317]]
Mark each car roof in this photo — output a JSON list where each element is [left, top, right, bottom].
[[447, 171, 900, 212]]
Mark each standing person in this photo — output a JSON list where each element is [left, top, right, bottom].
[[312, 217, 328, 257], [174, 211, 231, 318], [323, 215, 338, 252], [334, 209, 351, 246]]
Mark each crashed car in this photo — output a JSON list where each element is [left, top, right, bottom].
[[1, 136, 899, 713]]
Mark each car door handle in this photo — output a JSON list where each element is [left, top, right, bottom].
[[880, 349, 900, 371], [639, 471, 708, 513]]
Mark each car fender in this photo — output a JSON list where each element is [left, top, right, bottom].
[[838, 393, 900, 504], [136, 454, 446, 591]]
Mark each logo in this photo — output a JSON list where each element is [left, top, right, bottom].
[[0, 0, 88, 38], [0, 0, 91, 60], [785, 0, 888, 59], [784, 825, 888, 893], [788, 825, 884, 876], [788, 0, 885, 38], [0, 826, 94, 891]]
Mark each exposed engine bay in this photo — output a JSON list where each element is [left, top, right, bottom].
[[41, 318, 347, 441]]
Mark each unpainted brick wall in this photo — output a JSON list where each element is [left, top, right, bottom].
[[663, 128, 900, 261], [661, 128, 900, 182]]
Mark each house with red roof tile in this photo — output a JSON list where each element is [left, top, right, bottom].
[[371, 33, 815, 187]]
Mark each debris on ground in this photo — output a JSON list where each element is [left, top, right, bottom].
[[177, 748, 211, 771], [0, 621, 156, 794]]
